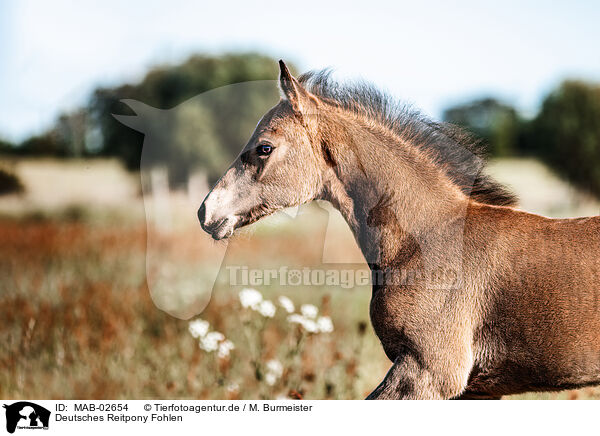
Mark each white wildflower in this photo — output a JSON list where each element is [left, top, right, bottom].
[[317, 316, 334, 333], [288, 314, 305, 325], [188, 319, 209, 338], [258, 300, 276, 318], [199, 337, 218, 352], [265, 359, 283, 386], [287, 314, 319, 333], [199, 331, 225, 352], [278, 296, 295, 314], [266, 359, 283, 376], [300, 304, 318, 319], [207, 331, 225, 342], [265, 373, 277, 386], [301, 319, 319, 333], [227, 382, 240, 393], [217, 339, 235, 358], [239, 288, 263, 309]]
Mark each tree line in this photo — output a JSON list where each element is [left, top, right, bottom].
[[1, 53, 599, 196], [443, 80, 600, 196]]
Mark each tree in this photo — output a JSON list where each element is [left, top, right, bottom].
[[531, 80, 600, 196], [443, 98, 521, 157], [89, 52, 285, 178], [17, 131, 68, 157], [0, 139, 15, 155]]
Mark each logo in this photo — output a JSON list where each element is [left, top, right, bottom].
[[2, 402, 50, 434]]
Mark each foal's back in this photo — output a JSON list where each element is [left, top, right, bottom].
[[466, 204, 600, 395]]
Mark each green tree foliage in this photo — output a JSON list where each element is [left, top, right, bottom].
[[530, 81, 600, 196], [444, 83, 600, 197], [16, 131, 69, 157], [4, 52, 284, 187], [443, 98, 521, 157], [0, 139, 15, 155], [0, 168, 23, 195], [90, 53, 283, 180]]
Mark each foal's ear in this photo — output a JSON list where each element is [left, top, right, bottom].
[[278, 60, 311, 114]]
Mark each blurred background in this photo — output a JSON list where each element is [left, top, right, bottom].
[[1, 0, 600, 400]]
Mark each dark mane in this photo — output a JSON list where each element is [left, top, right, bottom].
[[298, 70, 517, 207]]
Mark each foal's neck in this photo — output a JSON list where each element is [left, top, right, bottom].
[[318, 110, 468, 269]]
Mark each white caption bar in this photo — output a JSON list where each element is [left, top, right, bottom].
[[0, 400, 591, 436]]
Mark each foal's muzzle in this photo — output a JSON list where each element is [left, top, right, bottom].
[[197, 202, 238, 240]]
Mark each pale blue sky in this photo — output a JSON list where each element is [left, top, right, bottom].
[[1, 0, 599, 141]]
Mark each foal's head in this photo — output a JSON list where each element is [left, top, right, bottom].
[[198, 61, 326, 240]]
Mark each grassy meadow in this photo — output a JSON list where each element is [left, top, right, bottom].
[[1, 158, 599, 400]]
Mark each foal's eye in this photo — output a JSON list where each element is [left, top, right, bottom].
[[257, 143, 273, 157]]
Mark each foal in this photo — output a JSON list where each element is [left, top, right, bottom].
[[199, 61, 600, 399]]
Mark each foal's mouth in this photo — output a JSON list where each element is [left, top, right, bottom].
[[218, 206, 280, 240], [200, 203, 281, 241], [201, 216, 238, 241], [234, 203, 281, 230]]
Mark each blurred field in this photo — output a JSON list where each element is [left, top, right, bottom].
[[1, 158, 599, 400]]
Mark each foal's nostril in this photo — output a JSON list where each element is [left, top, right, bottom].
[[197, 203, 206, 226]]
